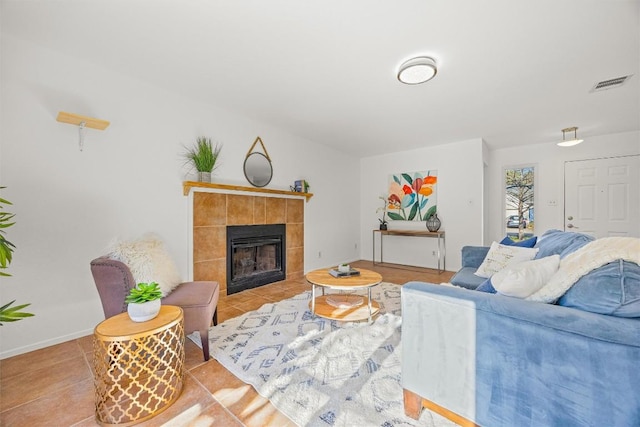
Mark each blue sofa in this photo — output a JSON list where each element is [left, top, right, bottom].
[[449, 245, 490, 289], [401, 230, 640, 426]]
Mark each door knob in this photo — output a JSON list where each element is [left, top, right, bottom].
[[567, 216, 573, 220], [567, 224, 579, 229]]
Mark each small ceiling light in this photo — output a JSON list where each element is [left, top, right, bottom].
[[557, 126, 584, 147], [397, 56, 437, 85]]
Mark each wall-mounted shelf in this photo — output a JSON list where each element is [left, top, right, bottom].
[[56, 111, 110, 151], [56, 111, 110, 130], [182, 181, 313, 201]]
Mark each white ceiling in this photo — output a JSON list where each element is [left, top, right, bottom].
[[2, 0, 639, 156]]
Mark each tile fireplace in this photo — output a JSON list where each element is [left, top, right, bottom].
[[191, 191, 304, 296], [226, 224, 286, 295]]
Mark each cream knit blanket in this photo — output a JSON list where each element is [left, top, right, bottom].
[[527, 237, 640, 303]]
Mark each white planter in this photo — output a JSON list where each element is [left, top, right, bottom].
[[197, 171, 211, 183], [127, 299, 161, 322]]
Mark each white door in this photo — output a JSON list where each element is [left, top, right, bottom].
[[564, 155, 640, 238]]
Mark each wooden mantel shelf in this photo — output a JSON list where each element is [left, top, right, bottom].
[[182, 181, 314, 201]]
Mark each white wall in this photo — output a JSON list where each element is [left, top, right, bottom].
[[359, 139, 485, 273], [486, 131, 640, 244], [0, 35, 360, 358]]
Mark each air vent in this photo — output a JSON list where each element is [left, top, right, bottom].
[[590, 75, 633, 92]]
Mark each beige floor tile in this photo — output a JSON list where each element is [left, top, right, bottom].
[[0, 355, 92, 412], [0, 378, 94, 426], [189, 359, 245, 399], [217, 306, 245, 323], [76, 334, 94, 354], [0, 340, 82, 381]]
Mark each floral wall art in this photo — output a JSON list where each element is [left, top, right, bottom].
[[386, 170, 437, 222]]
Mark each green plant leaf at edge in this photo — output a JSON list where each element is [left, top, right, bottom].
[[0, 301, 34, 325], [401, 173, 413, 185]]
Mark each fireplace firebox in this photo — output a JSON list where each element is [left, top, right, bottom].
[[226, 224, 286, 295]]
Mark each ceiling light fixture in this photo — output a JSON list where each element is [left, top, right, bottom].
[[397, 56, 437, 85], [557, 126, 584, 147]]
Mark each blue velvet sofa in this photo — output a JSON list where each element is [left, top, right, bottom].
[[401, 230, 640, 426]]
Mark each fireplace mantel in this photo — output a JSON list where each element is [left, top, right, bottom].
[[183, 181, 313, 201]]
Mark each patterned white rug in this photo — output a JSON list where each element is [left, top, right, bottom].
[[189, 282, 458, 427]]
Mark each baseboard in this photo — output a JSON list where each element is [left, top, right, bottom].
[[0, 328, 94, 360], [421, 397, 479, 427]]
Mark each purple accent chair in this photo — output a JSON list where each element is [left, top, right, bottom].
[[90, 256, 219, 361]]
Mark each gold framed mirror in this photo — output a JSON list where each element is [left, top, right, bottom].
[[244, 137, 273, 187]]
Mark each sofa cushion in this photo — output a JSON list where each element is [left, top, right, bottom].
[[460, 246, 491, 269], [500, 235, 537, 248], [491, 255, 560, 298], [534, 229, 594, 259], [558, 260, 640, 317], [475, 241, 538, 278], [451, 267, 487, 289]]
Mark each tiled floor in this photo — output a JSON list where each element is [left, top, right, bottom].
[[0, 261, 453, 426]]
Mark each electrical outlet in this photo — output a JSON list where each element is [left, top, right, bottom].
[[548, 200, 557, 207]]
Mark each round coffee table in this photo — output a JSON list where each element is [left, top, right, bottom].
[[305, 268, 382, 323]]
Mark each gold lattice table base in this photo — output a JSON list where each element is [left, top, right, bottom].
[[93, 305, 185, 426]]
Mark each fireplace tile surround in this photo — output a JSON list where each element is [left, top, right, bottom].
[[192, 192, 304, 296]]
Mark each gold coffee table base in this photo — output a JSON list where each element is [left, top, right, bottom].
[[93, 306, 185, 426], [309, 295, 380, 322]]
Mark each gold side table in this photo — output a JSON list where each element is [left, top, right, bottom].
[[93, 305, 185, 426]]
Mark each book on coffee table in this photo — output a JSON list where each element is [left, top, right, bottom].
[[329, 268, 361, 277]]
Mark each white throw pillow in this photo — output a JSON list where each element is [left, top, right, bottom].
[[491, 255, 561, 298], [474, 241, 539, 278], [108, 233, 182, 297]]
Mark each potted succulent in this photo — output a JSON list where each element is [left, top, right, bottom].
[[183, 137, 222, 183], [125, 282, 162, 322]]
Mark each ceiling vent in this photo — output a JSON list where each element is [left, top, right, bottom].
[[590, 75, 633, 92]]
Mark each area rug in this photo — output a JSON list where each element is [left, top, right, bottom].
[[188, 282, 458, 427]]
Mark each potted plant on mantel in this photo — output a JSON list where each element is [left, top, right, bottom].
[[183, 137, 222, 183], [125, 282, 162, 322]]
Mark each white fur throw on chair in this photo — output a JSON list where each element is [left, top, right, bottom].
[[107, 233, 182, 297]]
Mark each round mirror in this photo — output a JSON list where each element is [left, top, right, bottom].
[[244, 152, 273, 187]]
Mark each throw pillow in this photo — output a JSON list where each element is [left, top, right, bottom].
[[534, 229, 594, 259], [490, 255, 560, 298], [474, 241, 539, 278], [499, 235, 537, 248], [557, 260, 640, 317], [476, 278, 497, 293], [108, 233, 182, 297], [527, 237, 640, 303]]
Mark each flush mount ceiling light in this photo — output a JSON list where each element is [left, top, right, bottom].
[[557, 126, 584, 147], [397, 56, 437, 85]]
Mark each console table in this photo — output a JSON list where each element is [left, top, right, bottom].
[[372, 229, 446, 273]]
